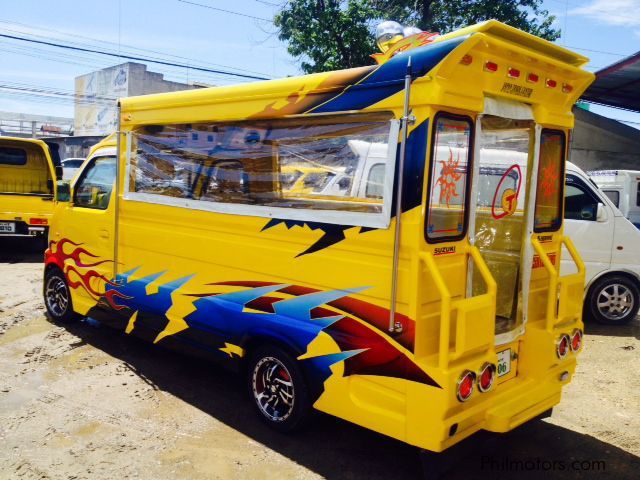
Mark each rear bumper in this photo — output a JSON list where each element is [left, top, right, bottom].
[[0, 219, 48, 236], [423, 359, 576, 452]]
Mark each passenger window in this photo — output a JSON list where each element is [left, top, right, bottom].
[[564, 176, 600, 221], [127, 112, 398, 227], [74, 156, 116, 210], [603, 190, 619, 208], [425, 113, 473, 242], [534, 130, 565, 232], [365, 164, 385, 199]]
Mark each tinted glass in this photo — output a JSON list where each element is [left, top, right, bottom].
[[534, 130, 565, 232], [425, 114, 473, 242], [564, 175, 599, 221], [0, 147, 27, 166]]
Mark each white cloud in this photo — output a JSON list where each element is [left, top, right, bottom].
[[571, 0, 640, 27]]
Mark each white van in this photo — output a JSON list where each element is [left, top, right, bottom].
[[563, 163, 640, 325], [588, 169, 640, 229]]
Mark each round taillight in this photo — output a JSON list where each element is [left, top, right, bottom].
[[478, 363, 496, 393], [570, 329, 583, 352], [457, 370, 476, 402], [556, 334, 570, 359]]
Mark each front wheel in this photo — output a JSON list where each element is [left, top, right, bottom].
[[247, 345, 312, 432], [44, 268, 80, 323], [586, 275, 640, 325]]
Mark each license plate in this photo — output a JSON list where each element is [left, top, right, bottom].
[[497, 349, 511, 377], [0, 222, 15, 233]]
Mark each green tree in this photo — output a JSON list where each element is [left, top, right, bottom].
[[275, 0, 560, 74]]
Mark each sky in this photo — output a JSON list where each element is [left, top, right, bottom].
[[1, 0, 639, 127]]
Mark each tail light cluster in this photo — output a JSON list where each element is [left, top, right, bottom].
[[458, 56, 574, 94], [456, 363, 497, 402], [556, 329, 583, 359]]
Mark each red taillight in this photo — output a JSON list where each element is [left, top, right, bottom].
[[484, 61, 498, 72], [527, 73, 539, 83], [562, 83, 573, 93], [570, 329, 583, 352], [556, 334, 570, 359], [457, 370, 476, 402], [460, 54, 473, 65], [478, 363, 496, 393], [546, 78, 557, 88], [507, 67, 520, 78], [29, 218, 48, 225]]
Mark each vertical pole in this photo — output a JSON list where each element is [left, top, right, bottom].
[[388, 58, 413, 333], [114, 104, 122, 283]]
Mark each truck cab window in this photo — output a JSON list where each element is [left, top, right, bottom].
[[74, 156, 116, 210], [564, 174, 600, 221]]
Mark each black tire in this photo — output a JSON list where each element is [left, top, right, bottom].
[[585, 274, 640, 325], [247, 345, 312, 432], [43, 267, 81, 323]]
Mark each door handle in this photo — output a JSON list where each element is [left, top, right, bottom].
[[99, 229, 110, 239]]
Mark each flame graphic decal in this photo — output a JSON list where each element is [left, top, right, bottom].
[[47, 239, 131, 310]]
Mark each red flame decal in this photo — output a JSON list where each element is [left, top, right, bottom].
[[46, 239, 131, 310]]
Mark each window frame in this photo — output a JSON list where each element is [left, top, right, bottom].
[[123, 115, 401, 229], [72, 155, 117, 210], [533, 128, 566, 233], [424, 111, 475, 244]]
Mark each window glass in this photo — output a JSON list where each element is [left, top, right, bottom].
[[534, 130, 565, 232], [128, 112, 394, 216], [637, 181, 640, 207], [365, 164, 385, 199], [0, 147, 27, 166], [74, 156, 116, 209], [425, 114, 473, 242], [602, 190, 619, 208], [564, 175, 599, 221]]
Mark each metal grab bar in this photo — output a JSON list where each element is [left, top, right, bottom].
[[420, 244, 496, 369], [531, 236, 585, 331]]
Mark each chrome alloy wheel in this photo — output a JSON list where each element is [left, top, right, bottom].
[[45, 274, 69, 318], [597, 283, 635, 321], [252, 356, 295, 422]]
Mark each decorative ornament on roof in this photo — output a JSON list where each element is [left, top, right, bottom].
[[372, 21, 440, 65]]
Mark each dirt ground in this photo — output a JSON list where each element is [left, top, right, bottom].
[[0, 237, 638, 480]]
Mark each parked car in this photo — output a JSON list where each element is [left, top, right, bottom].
[[562, 162, 640, 325], [61, 157, 85, 180]]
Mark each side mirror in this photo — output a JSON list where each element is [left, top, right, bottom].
[[56, 181, 71, 202], [596, 202, 606, 222], [337, 176, 351, 190], [55, 165, 63, 180]]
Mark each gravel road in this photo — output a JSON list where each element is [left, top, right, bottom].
[[0, 237, 638, 479]]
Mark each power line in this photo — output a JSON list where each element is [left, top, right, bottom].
[[0, 19, 273, 78], [0, 33, 270, 81], [176, 0, 273, 22]]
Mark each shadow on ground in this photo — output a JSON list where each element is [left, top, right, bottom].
[[0, 236, 46, 264], [584, 315, 640, 341], [55, 318, 640, 479]]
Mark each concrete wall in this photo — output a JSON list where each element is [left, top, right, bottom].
[[570, 107, 640, 171]]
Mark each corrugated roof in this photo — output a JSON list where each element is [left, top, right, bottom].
[[582, 51, 640, 112]]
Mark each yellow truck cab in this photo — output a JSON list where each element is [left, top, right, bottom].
[[44, 21, 593, 455], [0, 136, 60, 241]]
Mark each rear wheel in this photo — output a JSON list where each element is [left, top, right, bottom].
[[586, 275, 640, 325], [247, 345, 312, 432], [44, 268, 80, 323]]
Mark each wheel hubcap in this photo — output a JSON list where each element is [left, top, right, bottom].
[[252, 356, 294, 422], [45, 275, 69, 317], [597, 283, 634, 320]]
